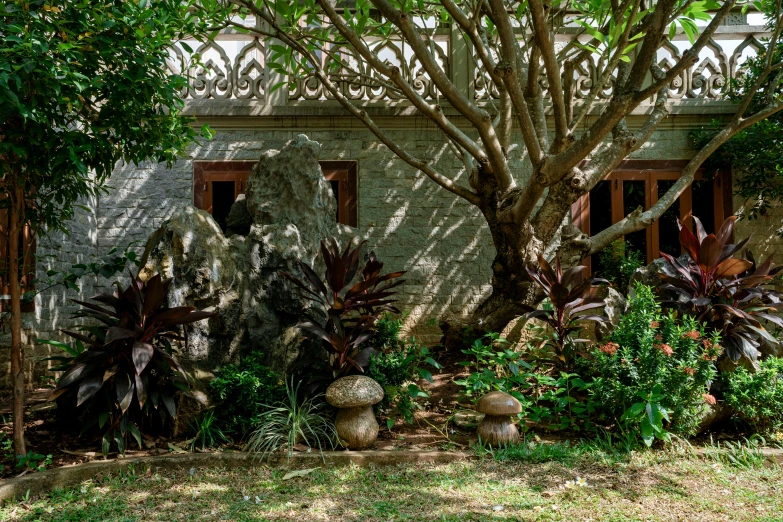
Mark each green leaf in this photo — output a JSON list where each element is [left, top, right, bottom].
[[417, 368, 434, 382], [640, 417, 654, 447]]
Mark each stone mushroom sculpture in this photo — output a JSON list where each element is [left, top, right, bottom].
[[476, 391, 522, 446], [326, 375, 384, 450]]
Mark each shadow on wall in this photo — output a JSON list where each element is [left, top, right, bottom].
[[4, 127, 535, 387]]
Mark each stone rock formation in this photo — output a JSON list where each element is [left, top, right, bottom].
[[140, 135, 360, 376]]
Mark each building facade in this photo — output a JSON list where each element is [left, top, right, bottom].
[[2, 17, 783, 387]]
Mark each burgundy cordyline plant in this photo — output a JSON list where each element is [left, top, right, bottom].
[[48, 273, 215, 455], [657, 215, 783, 364], [521, 254, 607, 366], [282, 239, 405, 388]]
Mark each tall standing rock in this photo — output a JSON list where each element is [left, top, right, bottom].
[[140, 135, 360, 375]]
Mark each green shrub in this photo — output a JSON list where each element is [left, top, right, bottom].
[[580, 284, 720, 439], [724, 357, 783, 434], [366, 315, 441, 426], [455, 333, 593, 431], [209, 353, 286, 435], [597, 239, 645, 294]]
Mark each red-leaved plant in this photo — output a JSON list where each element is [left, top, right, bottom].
[[281, 239, 405, 386], [522, 254, 608, 366], [46, 273, 215, 455], [657, 215, 783, 363]]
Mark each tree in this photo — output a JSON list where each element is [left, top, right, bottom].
[[693, 37, 783, 232], [201, 0, 783, 347], [0, 0, 211, 458]]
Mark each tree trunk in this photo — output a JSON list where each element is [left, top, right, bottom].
[[440, 196, 544, 350], [9, 182, 26, 458]]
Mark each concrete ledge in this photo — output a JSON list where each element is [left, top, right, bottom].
[[0, 450, 472, 502]]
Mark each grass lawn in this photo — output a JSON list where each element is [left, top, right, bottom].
[[2, 448, 782, 521]]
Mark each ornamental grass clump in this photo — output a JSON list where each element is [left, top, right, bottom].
[[580, 284, 720, 439], [245, 378, 339, 461]]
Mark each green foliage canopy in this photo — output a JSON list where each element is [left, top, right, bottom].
[[0, 0, 211, 233]]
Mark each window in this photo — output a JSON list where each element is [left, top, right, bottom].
[[0, 210, 36, 313], [193, 160, 358, 231], [572, 160, 730, 273]]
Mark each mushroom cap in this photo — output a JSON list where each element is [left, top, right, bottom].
[[326, 375, 384, 408], [476, 391, 522, 416]]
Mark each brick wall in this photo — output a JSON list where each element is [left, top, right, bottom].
[[3, 120, 781, 388]]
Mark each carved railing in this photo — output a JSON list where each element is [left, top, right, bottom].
[[169, 25, 768, 105]]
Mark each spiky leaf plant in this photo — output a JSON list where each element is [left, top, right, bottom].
[[47, 273, 215, 455], [522, 254, 608, 366], [245, 378, 338, 461], [657, 215, 783, 362], [281, 239, 405, 385]]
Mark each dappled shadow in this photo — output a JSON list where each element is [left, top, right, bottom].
[[6, 454, 778, 521]]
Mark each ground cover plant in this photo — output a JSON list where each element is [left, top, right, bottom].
[[367, 314, 442, 427], [456, 333, 594, 432], [46, 274, 215, 455], [2, 449, 782, 521]]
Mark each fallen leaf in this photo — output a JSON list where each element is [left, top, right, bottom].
[[167, 443, 187, 454], [282, 468, 320, 480]]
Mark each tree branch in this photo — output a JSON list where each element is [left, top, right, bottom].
[[240, 2, 480, 205], [370, 0, 515, 191], [528, 0, 569, 149], [587, 100, 783, 254]]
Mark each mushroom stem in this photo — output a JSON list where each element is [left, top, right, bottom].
[[477, 414, 519, 447], [335, 405, 379, 450]]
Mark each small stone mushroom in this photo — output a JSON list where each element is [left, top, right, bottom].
[[476, 391, 522, 446], [326, 375, 384, 450]]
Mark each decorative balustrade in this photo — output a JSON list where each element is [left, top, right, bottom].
[[168, 25, 768, 106]]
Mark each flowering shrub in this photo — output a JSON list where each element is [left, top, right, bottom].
[[579, 284, 720, 438]]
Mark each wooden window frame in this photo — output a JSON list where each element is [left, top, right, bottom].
[[320, 160, 358, 228], [193, 161, 256, 216], [572, 159, 731, 273], [193, 160, 358, 227]]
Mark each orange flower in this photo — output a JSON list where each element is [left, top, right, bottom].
[[682, 330, 700, 340], [655, 334, 663, 342], [702, 339, 713, 350], [683, 366, 696, 376], [703, 394, 717, 405], [599, 342, 619, 355], [655, 343, 674, 356], [650, 321, 660, 329]]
